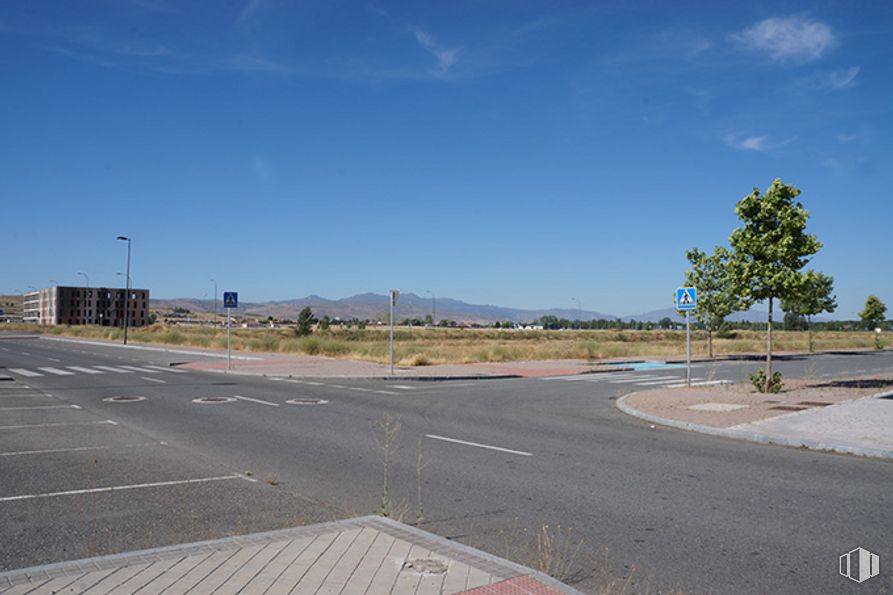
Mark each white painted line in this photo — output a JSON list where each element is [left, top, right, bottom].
[[232, 394, 280, 407], [144, 365, 187, 374], [0, 420, 117, 430], [66, 366, 104, 375], [0, 393, 51, 399], [666, 380, 733, 389], [609, 375, 679, 384], [37, 367, 75, 376], [329, 385, 346, 389], [426, 434, 533, 457], [0, 442, 163, 457], [0, 347, 8, 351], [387, 385, 416, 390], [304, 381, 323, 386], [0, 405, 80, 411], [373, 390, 399, 396], [0, 475, 247, 503], [120, 365, 160, 373], [93, 366, 132, 374], [582, 373, 637, 382], [636, 377, 700, 386], [21, 351, 31, 356], [349, 387, 373, 392], [47, 357, 62, 363], [141, 376, 167, 384], [9, 369, 43, 377]]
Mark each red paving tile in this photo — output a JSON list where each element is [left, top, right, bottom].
[[458, 575, 566, 595]]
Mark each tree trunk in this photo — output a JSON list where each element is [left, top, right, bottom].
[[808, 316, 814, 353], [766, 298, 773, 392], [708, 329, 714, 359]]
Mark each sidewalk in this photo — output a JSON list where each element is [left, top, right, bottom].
[[617, 377, 893, 460], [0, 516, 580, 595]]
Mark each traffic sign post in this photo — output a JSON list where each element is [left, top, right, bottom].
[[675, 287, 698, 386], [389, 289, 399, 376], [223, 292, 238, 371]]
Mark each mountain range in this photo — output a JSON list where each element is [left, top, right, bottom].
[[151, 293, 791, 324]]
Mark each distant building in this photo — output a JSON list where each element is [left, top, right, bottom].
[[22, 286, 150, 327], [0, 295, 23, 322]]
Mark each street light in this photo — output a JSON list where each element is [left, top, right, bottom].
[[571, 297, 582, 329], [77, 272, 90, 289], [50, 279, 59, 287], [116, 236, 132, 345], [211, 279, 218, 324], [426, 290, 436, 326]]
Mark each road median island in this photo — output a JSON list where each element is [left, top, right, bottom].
[[617, 374, 893, 460]]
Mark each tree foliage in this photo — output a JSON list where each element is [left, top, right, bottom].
[[684, 246, 746, 357], [780, 271, 836, 352], [294, 306, 318, 336], [859, 295, 887, 329]]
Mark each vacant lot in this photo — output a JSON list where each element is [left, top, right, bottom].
[[5, 323, 885, 365]]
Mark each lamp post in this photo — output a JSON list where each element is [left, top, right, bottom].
[[571, 297, 582, 329], [77, 272, 90, 289], [211, 279, 218, 325], [426, 290, 436, 326], [116, 236, 132, 345], [50, 279, 59, 287]]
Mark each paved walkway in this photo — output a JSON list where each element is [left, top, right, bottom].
[[0, 517, 579, 595]]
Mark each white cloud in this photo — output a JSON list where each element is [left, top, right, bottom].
[[827, 65, 859, 89], [238, 0, 265, 22], [726, 135, 769, 151], [409, 26, 461, 74], [734, 16, 835, 62]]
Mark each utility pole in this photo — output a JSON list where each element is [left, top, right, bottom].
[[211, 279, 218, 324], [116, 236, 131, 345], [389, 289, 399, 375]]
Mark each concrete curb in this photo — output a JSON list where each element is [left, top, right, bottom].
[[616, 390, 893, 461]]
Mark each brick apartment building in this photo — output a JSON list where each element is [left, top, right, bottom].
[[22, 286, 150, 327], [0, 295, 23, 322]]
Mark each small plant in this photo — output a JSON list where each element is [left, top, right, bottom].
[[875, 333, 884, 350], [373, 413, 402, 518], [534, 524, 584, 583], [749, 368, 783, 393]]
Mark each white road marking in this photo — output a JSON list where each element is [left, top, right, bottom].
[[9, 369, 43, 377], [666, 380, 733, 389], [21, 352, 31, 356], [0, 475, 247, 503], [426, 434, 533, 457], [304, 381, 323, 386], [141, 376, 167, 384], [387, 385, 416, 390], [144, 365, 187, 373], [329, 385, 347, 389], [0, 420, 117, 430], [0, 405, 80, 411], [609, 375, 679, 384], [120, 365, 160, 373], [0, 393, 51, 399], [232, 394, 279, 407], [93, 366, 132, 374], [636, 377, 700, 386], [0, 347, 8, 351], [66, 366, 104, 375], [373, 390, 399, 395], [37, 367, 75, 376], [0, 442, 163, 457], [47, 357, 62, 363], [349, 387, 373, 392]]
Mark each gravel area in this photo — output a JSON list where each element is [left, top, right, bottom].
[[623, 374, 893, 428]]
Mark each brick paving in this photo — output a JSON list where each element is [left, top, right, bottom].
[[0, 517, 580, 595]]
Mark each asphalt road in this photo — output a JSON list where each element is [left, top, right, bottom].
[[1, 334, 891, 594]]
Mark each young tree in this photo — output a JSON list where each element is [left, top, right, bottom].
[[859, 295, 887, 330], [684, 246, 745, 358], [294, 307, 317, 336], [780, 271, 836, 353], [729, 179, 822, 391]]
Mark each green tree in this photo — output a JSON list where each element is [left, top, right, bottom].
[[780, 271, 836, 352], [319, 315, 331, 331], [859, 295, 887, 330], [729, 179, 822, 391], [294, 307, 317, 336], [684, 246, 745, 358]]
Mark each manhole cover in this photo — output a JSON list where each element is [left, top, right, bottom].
[[286, 398, 329, 405], [103, 396, 146, 403], [193, 396, 237, 404], [402, 559, 447, 574]]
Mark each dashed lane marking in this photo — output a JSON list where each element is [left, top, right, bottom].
[[0, 405, 81, 411], [232, 395, 280, 407], [0, 442, 164, 457], [37, 367, 75, 376], [0, 475, 249, 503], [93, 366, 133, 374], [0, 420, 117, 430], [66, 366, 105, 375], [8, 369, 43, 377], [120, 365, 161, 373], [141, 376, 167, 384], [426, 434, 532, 457]]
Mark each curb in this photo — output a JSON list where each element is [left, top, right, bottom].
[[616, 390, 893, 461]]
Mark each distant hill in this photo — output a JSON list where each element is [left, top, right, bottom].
[[151, 292, 617, 324]]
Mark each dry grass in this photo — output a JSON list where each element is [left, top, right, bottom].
[[6, 323, 883, 365]]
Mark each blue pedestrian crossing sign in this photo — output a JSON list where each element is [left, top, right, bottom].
[[676, 287, 697, 311], [223, 292, 238, 309]]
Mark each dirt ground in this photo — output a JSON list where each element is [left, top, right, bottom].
[[622, 374, 893, 428]]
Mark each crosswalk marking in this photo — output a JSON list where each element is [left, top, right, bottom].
[[9, 368, 42, 377], [636, 377, 701, 386], [66, 366, 104, 375], [120, 365, 160, 373], [144, 365, 187, 373], [93, 366, 133, 374], [609, 375, 680, 384], [37, 367, 75, 376]]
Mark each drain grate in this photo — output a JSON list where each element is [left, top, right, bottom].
[[103, 395, 146, 403], [286, 398, 329, 405], [193, 396, 236, 404], [769, 405, 806, 412]]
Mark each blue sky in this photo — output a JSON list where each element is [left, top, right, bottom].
[[2, 1, 890, 318]]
